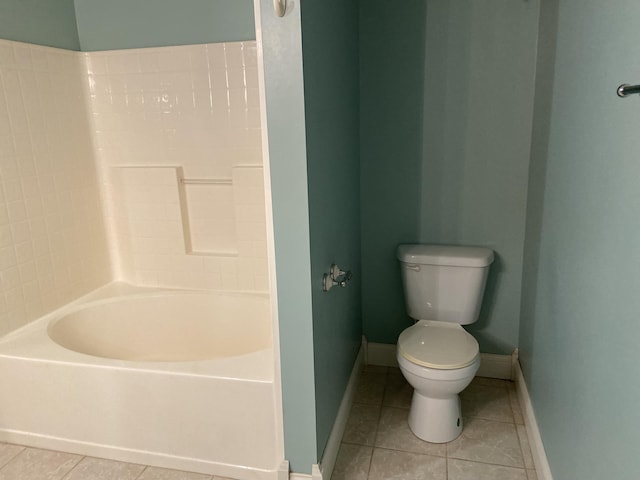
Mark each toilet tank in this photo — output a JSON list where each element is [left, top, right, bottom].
[[397, 244, 494, 325]]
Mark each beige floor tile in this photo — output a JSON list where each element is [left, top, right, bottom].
[[63, 457, 145, 480], [0, 443, 25, 469], [0, 447, 81, 480], [330, 443, 372, 480], [342, 403, 381, 446], [363, 365, 388, 374], [526, 469, 538, 480], [382, 369, 413, 409], [447, 458, 527, 480], [516, 424, 535, 469], [508, 383, 525, 425], [368, 448, 446, 480], [447, 417, 524, 468], [374, 407, 446, 457], [354, 370, 387, 406], [471, 377, 510, 389], [137, 467, 211, 480], [461, 383, 514, 423]]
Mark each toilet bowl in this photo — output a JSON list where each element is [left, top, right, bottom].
[[397, 320, 480, 442], [396, 244, 493, 443]]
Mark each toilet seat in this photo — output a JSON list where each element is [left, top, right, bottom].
[[398, 320, 479, 370]]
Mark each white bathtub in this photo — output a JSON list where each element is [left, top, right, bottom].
[[0, 283, 285, 480]]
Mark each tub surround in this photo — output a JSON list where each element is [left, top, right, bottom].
[[0, 37, 277, 478], [0, 40, 111, 337], [0, 38, 268, 340], [87, 41, 268, 292]]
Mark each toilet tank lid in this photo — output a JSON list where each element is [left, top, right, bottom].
[[397, 244, 494, 267]]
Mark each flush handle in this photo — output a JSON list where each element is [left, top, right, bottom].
[[405, 264, 421, 272]]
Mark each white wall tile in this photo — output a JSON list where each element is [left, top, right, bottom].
[[0, 40, 112, 336], [0, 39, 268, 336], [88, 42, 267, 292]]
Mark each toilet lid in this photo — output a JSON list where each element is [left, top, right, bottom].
[[398, 321, 479, 369]]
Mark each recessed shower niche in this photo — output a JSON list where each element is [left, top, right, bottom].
[[180, 174, 237, 256], [109, 164, 268, 290]]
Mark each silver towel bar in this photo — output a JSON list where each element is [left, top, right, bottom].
[[617, 84, 640, 98]]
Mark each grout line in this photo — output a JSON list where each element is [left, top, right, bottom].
[[133, 465, 148, 480], [364, 443, 448, 459], [446, 455, 528, 471], [347, 369, 535, 479], [445, 450, 448, 479], [447, 457, 533, 476], [0, 444, 25, 471], [42, 450, 82, 480], [464, 415, 516, 425], [60, 455, 86, 480], [364, 371, 391, 479]]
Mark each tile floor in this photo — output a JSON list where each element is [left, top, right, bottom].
[[0, 444, 235, 480], [0, 366, 536, 480], [332, 366, 537, 480]]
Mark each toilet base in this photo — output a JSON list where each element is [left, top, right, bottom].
[[408, 392, 463, 443]]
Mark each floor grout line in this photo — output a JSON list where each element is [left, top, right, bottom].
[[335, 371, 537, 480], [0, 444, 25, 471]]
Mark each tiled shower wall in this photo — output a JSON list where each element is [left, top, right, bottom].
[[0, 40, 111, 336], [0, 39, 268, 336], [86, 42, 267, 291]]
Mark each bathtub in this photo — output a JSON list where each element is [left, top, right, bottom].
[[0, 283, 285, 480]]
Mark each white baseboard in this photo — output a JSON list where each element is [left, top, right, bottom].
[[366, 342, 397, 367], [278, 461, 290, 480], [289, 346, 364, 480], [366, 342, 513, 380], [315, 345, 364, 480], [477, 352, 513, 379], [290, 464, 321, 480], [515, 362, 553, 480]]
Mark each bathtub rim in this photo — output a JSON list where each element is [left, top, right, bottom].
[[0, 282, 274, 382]]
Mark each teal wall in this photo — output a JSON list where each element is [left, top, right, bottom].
[[0, 0, 255, 52], [360, 0, 427, 344], [256, 0, 317, 474], [74, 0, 255, 51], [300, 0, 362, 462], [420, 0, 539, 353], [520, 0, 640, 478], [360, 0, 540, 354], [0, 0, 80, 50], [259, 0, 362, 471]]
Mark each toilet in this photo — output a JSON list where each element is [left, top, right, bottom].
[[396, 244, 494, 443]]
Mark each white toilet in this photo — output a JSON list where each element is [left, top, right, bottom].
[[396, 244, 494, 443]]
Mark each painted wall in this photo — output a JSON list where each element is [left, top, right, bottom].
[[74, 0, 255, 51], [360, 0, 540, 354], [420, 0, 539, 353], [257, 0, 362, 471], [520, 0, 640, 478], [0, 0, 80, 50], [256, 0, 317, 474], [300, 0, 362, 461], [360, 0, 426, 345]]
